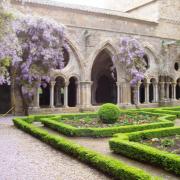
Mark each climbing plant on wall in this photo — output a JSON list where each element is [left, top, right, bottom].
[[114, 37, 146, 105], [12, 14, 68, 114], [0, 4, 68, 114]]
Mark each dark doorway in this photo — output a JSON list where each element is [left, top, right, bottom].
[[91, 50, 117, 105], [40, 83, 50, 107], [149, 83, 154, 103], [169, 84, 172, 99], [0, 84, 11, 114], [95, 75, 117, 104], [139, 83, 145, 103], [68, 77, 77, 107], [176, 85, 180, 99]]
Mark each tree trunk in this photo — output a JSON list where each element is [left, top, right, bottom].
[[19, 86, 29, 116], [133, 86, 139, 109]]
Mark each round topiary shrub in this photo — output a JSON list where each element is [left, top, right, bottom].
[[98, 103, 120, 124]]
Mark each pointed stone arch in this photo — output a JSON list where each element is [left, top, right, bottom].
[[89, 40, 119, 105], [65, 35, 85, 80], [87, 40, 119, 81], [142, 42, 159, 64]]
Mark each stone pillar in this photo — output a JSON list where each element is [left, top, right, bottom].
[[159, 82, 165, 101], [50, 81, 55, 108], [172, 83, 176, 100], [76, 82, 80, 106], [145, 83, 149, 103], [166, 82, 170, 99], [137, 83, 141, 104], [64, 83, 69, 108], [79, 81, 92, 108], [116, 82, 121, 105], [34, 87, 40, 108], [120, 82, 131, 105], [154, 83, 159, 102]]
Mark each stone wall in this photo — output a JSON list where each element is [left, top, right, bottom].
[[9, 0, 180, 114]]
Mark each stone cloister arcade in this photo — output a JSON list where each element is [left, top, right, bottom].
[[0, 39, 180, 114], [26, 40, 180, 113]]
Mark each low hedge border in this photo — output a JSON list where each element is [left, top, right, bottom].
[[13, 117, 159, 180], [38, 111, 175, 137], [134, 106, 180, 118], [109, 126, 180, 175]]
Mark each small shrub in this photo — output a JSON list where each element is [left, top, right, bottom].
[[98, 103, 120, 124]]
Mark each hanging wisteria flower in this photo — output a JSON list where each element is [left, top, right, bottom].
[[113, 36, 146, 106], [0, 8, 21, 85], [115, 36, 146, 87], [13, 14, 68, 104]]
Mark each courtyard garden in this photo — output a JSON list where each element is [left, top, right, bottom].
[[12, 104, 180, 180]]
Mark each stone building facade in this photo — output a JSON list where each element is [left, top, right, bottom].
[[0, 0, 179, 114]]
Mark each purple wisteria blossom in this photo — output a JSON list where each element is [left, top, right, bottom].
[[0, 9, 21, 85], [114, 37, 146, 106], [115, 37, 146, 86], [13, 14, 67, 106]]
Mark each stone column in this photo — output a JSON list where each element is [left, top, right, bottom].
[[116, 82, 121, 105], [120, 82, 131, 105], [166, 82, 170, 99], [137, 83, 141, 104], [145, 83, 149, 103], [172, 83, 177, 100], [76, 82, 80, 106], [159, 82, 165, 101], [50, 81, 55, 108], [64, 83, 69, 108], [154, 83, 159, 102], [34, 87, 40, 108]]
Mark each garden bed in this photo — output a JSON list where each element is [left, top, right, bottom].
[[38, 111, 174, 137], [13, 117, 157, 180], [60, 113, 159, 128], [109, 126, 180, 175], [142, 135, 180, 155]]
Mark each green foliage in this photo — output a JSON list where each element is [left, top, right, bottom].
[[161, 138, 175, 147], [26, 111, 174, 137], [0, 8, 12, 38], [13, 117, 157, 180], [98, 103, 120, 124], [110, 126, 180, 175]]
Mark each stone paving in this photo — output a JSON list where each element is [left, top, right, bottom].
[[0, 116, 110, 180]]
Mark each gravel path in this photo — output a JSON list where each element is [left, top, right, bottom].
[[42, 120, 180, 180], [0, 116, 110, 180], [175, 119, 180, 126]]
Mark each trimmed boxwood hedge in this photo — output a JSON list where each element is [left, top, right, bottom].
[[37, 111, 175, 137], [13, 117, 159, 180], [109, 126, 180, 175]]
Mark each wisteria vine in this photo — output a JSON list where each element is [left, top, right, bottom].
[[115, 37, 146, 86]]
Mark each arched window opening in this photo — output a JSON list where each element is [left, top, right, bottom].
[[56, 48, 69, 69], [54, 77, 65, 107], [149, 83, 154, 103], [139, 83, 145, 103], [143, 55, 150, 69], [68, 77, 77, 107], [169, 84, 172, 99], [91, 50, 117, 105], [174, 62, 179, 71], [40, 82, 50, 107]]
